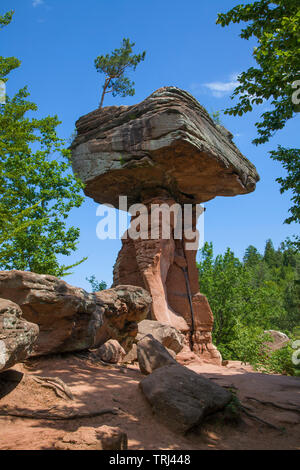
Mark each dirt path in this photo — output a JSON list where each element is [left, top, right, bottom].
[[0, 354, 299, 450]]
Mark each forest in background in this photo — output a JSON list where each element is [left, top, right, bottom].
[[197, 239, 300, 375], [1, 5, 299, 376]]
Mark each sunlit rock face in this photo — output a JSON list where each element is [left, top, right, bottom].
[[71, 86, 259, 365], [0, 270, 152, 356], [71, 86, 259, 207]]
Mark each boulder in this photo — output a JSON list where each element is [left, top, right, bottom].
[[94, 339, 125, 363], [264, 330, 290, 352], [0, 298, 39, 372], [136, 320, 185, 354], [139, 363, 232, 433], [0, 270, 152, 356], [137, 334, 177, 375], [54, 425, 127, 450], [122, 343, 138, 364], [71, 86, 259, 208], [123, 320, 184, 364]]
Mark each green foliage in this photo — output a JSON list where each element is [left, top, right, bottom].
[[86, 275, 107, 292], [0, 11, 85, 277], [0, 203, 42, 262], [0, 10, 20, 81], [198, 240, 300, 374], [270, 146, 300, 226], [211, 110, 222, 125], [223, 391, 243, 424], [259, 342, 297, 376], [216, 1, 300, 230], [95, 38, 146, 108], [216, 0, 300, 144]]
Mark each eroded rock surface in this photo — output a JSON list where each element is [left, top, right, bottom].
[[71, 87, 259, 364], [95, 339, 126, 364], [137, 334, 177, 375], [136, 320, 184, 353], [71, 86, 259, 207], [0, 270, 152, 356], [0, 298, 39, 372], [264, 330, 290, 352], [139, 363, 232, 433]]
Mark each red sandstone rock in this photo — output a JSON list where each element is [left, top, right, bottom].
[[113, 194, 222, 364], [0, 270, 152, 356], [136, 319, 185, 353], [94, 339, 126, 363], [70, 87, 259, 364], [137, 334, 177, 375], [0, 298, 39, 372], [71, 87, 259, 207]]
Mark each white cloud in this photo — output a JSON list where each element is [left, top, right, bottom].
[[32, 0, 44, 7], [203, 74, 239, 98]]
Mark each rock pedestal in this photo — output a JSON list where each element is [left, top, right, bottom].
[[112, 192, 220, 362], [71, 86, 259, 364]]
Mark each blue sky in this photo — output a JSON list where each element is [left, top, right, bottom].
[[1, 0, 299, 290]]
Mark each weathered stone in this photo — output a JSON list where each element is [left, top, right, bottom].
[[112, 197, 222, 364], [122, 343, 138, 363], [139, 363, 232, 433], [136, 319, 185, 354], [54, 425, 128, 450], [137, 334, 177, 375], [95, 339, 125, 363], [71, 87, 259, 208], [175, 345, 201, 366], [264, 330, 290, 353], [71, 87, 259, 364], [0, 298, 39, 372], [0, 270, 152, 356]]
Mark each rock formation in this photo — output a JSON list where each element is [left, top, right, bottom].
[[95, 339, 126, 364], [122, 320, 184, 364], [0, 270, 151, 356], [0, 298, 39, 372], [71, 86, 259, 364], [137, 334, 177, 375], [139, 363, 232, 433], [136, 319, 185, 353], [264, 330, 290, 353]]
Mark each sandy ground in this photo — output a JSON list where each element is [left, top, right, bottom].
[[0, 353, 299, 450]]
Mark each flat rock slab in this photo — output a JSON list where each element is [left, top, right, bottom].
[[139, 363, 232, 433], [71, 86, 259, 207]]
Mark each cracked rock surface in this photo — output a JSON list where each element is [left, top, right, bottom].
[[71, 86, 259, 207], [0, 298, 39, 372], [0, 270, 152, 356]]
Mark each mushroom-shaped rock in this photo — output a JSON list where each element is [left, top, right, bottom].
[[71, 86, 259, 207], [70, 87, 259, 364]]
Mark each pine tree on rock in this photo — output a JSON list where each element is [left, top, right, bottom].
[[94, 38, 146, 108]]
